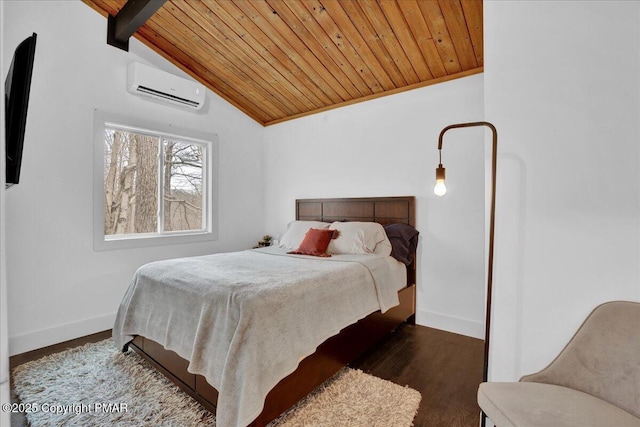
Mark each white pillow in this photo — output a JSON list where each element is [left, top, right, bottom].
[[373, 231, 393, 256], [278, 220, 330, 250], [328, 221, 392, 256]]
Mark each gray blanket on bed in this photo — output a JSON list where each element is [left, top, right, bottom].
[[113, 247, 405, 427]]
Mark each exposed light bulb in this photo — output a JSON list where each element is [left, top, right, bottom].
[[434, 180, 447, 196], [434, 164, 446, 196]]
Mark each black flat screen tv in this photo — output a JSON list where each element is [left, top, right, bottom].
[[5, 32, 37, 188]]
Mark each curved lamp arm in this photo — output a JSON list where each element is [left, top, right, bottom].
[[435, 121, 497, 427]]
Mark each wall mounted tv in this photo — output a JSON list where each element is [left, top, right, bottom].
[[5, 32, 37, 188]]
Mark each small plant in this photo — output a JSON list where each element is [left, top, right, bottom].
[[258, 234, 273, 247]]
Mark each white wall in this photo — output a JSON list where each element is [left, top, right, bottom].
[[485, 0, 640, 381], [2, 1, 264, 355], [264, 74, 487, 338]]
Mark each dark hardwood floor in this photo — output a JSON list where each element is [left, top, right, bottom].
[[9, 324, 483, 427], [351, 324, 484, 427]]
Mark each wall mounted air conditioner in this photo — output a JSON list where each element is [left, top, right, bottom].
[[127, 62, 205, 110]]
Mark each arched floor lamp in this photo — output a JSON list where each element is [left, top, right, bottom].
[[435, 121, 497, 427]]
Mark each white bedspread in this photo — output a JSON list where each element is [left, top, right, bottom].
[[112, 247, 405, 427]]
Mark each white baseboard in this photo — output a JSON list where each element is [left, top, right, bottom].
[[416, 309, 484, 339], [9, 312, 116, 356]]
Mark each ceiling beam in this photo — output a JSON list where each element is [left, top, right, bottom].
[[107, 0, 167, 51]]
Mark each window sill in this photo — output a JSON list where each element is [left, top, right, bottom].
[[94, 230, 217, 251]]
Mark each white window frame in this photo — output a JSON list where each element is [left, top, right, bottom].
[[93, 111, 218, 250]]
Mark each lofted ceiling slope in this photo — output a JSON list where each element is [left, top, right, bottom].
[[83, 0, 483, 126]]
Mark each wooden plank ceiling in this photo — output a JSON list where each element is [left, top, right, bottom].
[[83, 0, 483, 126]]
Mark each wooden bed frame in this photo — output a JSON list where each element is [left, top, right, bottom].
[[129, 196, 417, 426]]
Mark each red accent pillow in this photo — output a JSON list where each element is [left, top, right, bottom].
[[288, 228, 337, 257]]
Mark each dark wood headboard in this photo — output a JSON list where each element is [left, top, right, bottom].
[[296, 196, 415, 227], [295, 196, 416, 285]]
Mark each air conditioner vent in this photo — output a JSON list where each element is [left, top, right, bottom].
[[136, 85, 200, 108]]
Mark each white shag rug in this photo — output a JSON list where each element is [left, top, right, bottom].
[[13, 339, 421, 427]]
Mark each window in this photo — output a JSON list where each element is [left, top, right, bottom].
[[94, 112, 217, 250]]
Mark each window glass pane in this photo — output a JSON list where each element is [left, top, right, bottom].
[[163, 140, 204, 232], [104, 128, 159, 235]]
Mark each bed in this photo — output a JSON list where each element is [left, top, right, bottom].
[[113, 196, 417, 427]]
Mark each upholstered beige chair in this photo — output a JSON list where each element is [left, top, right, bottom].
[[478, 301, 640, 427]]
